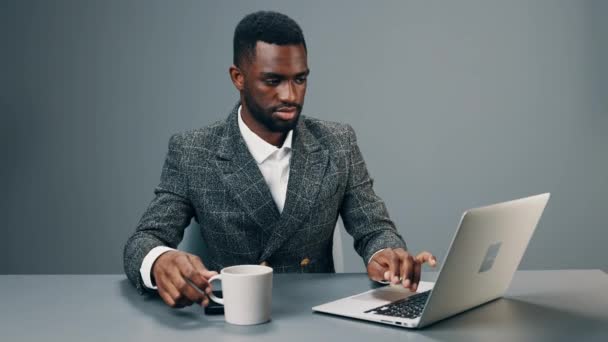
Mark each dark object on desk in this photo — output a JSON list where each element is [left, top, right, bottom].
[[204, 290, 224, 315]]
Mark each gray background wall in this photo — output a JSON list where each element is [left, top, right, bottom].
[[1, 0, 606, 274]]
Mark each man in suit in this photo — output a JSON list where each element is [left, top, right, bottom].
[[124, 11, 436, 309]]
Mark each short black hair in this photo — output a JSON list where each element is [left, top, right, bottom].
[[233, 11, 307, 67]]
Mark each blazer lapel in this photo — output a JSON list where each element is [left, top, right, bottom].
[[258, 118, 329, 262], [214, 103, 280, 236]]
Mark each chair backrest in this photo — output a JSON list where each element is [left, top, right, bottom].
[[177, 220, 210, 262], [178, 217, 347, 273], [331, 216, 345, 273]]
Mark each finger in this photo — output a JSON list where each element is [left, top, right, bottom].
[[156, 278, 177, 308], [400, 254, 414, 289], [367, 259, 389, 282], [179, 255, 209, 290], [382, 250, 401, 284], [415, 251, 438, 267], [169, 282, 193, 307], [177, 275, 206, 304], [187, 254, 218, 279], [371, 251, 391, 282], [412, 260, 422, 292], [157, 276, 186, 308], [393, 249, 410, 284], [176, 256, 210, 301], [167, 265, 200, 305], [392, 249, 413, 288], [187, 255, 218, 294], [430, 255, 437, 267]]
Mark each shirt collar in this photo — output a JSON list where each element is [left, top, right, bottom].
[[237, 105, 293, 164]]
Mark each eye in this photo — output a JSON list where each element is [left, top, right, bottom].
[[264, 78, 280, 86], [295, 76, 307, 85]]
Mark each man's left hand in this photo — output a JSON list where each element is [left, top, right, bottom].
[[367, 248, 437, 292]]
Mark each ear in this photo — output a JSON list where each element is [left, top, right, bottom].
[[229, 65, 245, 91]]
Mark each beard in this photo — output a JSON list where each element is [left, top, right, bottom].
[[243, 89, 302, 133]]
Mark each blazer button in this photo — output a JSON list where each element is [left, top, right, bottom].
[[260, 261, 270, 267], [300, 258, 310, 267]]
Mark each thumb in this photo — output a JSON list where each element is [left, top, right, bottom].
[[367, 260, 389, 282], [202, 269, 218, 278], [186, 254, 218, 278]]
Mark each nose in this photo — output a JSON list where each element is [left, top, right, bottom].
[[277, 80, 297, 104]]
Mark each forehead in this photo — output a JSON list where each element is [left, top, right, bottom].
[[249, 41, 308, 74]]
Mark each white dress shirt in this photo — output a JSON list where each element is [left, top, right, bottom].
[[237, 106, 293, 214]]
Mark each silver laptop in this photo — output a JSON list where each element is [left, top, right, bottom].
[[313, 193, 550, 329]]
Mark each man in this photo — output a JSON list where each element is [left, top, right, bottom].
[[124, 11, 436, 309]]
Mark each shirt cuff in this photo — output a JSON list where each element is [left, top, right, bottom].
[[368, 248, 392, 284], [367, 248, 387, 265], [139, 246, 176, 290]]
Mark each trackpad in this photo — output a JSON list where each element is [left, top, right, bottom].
[[350, 286, 413, 303]]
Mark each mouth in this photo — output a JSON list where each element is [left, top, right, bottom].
[[274, 106, 298, 121]]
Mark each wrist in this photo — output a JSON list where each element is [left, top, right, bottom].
[[140, 246, 176, 290]]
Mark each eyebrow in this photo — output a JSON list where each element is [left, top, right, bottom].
[[260, 69, 310, 78]]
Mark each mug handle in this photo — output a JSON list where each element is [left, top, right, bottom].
[[207, 274, 223, 305]]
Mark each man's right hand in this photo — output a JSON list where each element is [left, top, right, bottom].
[[151, 250, 218, 308]]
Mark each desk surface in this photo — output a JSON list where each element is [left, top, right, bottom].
[[1, 270, 607, 342]]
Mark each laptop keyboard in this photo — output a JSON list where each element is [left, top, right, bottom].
[[364, 290, 431, 319]]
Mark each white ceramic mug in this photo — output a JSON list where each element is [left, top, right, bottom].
[[208, 264, 273, 325]]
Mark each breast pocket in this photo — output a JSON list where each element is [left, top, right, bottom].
[[317, 156, 348, 199], [317, 166, 345, 201], [318, 182, 340, 201]]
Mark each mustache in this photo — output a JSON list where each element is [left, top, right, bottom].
[[271, 103, 302, 112]]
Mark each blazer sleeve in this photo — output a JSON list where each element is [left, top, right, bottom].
[[339, 125, 407, 266], [123, 133, 195, 294]]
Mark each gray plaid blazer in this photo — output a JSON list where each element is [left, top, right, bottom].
[[124, 102, 406, 294]]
